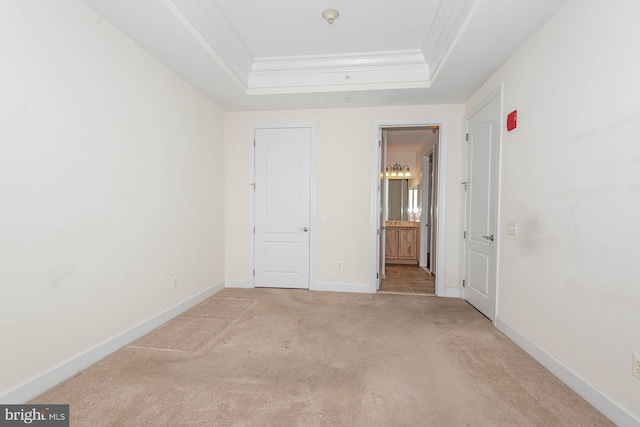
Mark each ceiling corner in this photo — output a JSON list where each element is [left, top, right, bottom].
[[167, 0, 254, 88], [421, 0, 481, 83]]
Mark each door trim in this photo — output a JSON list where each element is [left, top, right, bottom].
[[462, 85, 503, 321], [249, 123, 317, 289], [371, 119, 449, 296]]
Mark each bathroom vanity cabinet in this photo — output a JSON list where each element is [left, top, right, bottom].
[[385, 221, 419, 264]]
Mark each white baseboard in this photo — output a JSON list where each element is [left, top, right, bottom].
[[311, 282, 371, 293], [439, 287, 460, 298], [1, 281, 225, 404], [224, 280, 253, 289], [495, 317, 640, 427], [226, 281, 372, 294]]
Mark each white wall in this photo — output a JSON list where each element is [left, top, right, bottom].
[[0, 0, 225, 399], [225, 105, 465, 292], [466, 0, 640, 422]]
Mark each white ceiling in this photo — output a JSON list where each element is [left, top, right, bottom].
[[82, 0, 567, 111], [214, 0, 439, 57], [387, 128, 438, 153]]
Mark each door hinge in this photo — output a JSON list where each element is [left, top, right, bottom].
[[462, 181, 468, 191], [253, 227, 255, 234], [377, 273, 379, 279], [465, 133, 469, 141], [253, 139, 256, 147], [377, 228, 380, 236], [463, 279, 465, 287], [379, 140, 382, 147], [463, 231, 467, 239], [253, 269, 255, 277]]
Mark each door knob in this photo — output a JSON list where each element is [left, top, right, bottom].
[[482, 234, 495, 241], [302, 227, 309, 232]]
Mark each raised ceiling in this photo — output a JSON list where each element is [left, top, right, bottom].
[[82, 0, 567, 111]]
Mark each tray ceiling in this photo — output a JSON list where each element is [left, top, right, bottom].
[[82, 0, 568, 111]]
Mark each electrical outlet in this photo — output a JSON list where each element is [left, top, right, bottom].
[[337, 261, 342, 269], [633, 353, 640, 379], [171, 276, 178, 289]]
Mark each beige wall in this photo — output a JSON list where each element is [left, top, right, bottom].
[[0, 1, 225, 397], [225, 105, 465, 291], [467, 0, 640, 420]]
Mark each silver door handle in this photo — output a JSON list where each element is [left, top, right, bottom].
[[302, 227, 309, 232], [482, 234, 495, 241]]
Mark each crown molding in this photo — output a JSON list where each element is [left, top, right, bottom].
[[164, 0, 477, 94], [421, 0, 480, 83], [168, 0, 253, 86], [248, 51, 430, 91], [251, 50, 427, 73]]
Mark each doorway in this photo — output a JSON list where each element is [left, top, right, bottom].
[[373, 122, 445, 295]]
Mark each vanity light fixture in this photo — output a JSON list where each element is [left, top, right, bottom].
[[386, 163, 411, 177]]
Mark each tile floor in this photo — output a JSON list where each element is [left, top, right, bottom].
[[379, 264, 435, 295]]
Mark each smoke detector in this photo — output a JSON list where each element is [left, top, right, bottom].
[[322, 9, 339, 25]]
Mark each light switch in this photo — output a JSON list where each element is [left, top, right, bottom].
[[507, 222, 518, 236]]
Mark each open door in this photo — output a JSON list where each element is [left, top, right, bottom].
[[420, 152, 433, 271], [378, 129, 388, 290]]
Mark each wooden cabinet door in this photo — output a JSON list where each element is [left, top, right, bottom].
[[385, 228, 398, 259], [398, 228, 418, 259]]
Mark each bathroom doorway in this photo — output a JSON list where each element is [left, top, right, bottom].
[[377, 125, 440, 295]]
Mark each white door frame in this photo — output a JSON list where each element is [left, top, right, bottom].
[[371, 119, 449, 296], [462, 86, 503, 321], [249, 123, 317, 289]]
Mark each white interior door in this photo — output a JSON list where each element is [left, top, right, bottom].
[[427, 154, 435, 271], [420, 153, 430, 268], [431, 143, 439, 277], [254, 127, 311, 289], [378, 129, 388, 289], [463, 93, 501, 320]]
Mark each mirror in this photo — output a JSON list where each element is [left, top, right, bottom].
[[387, 180, 419, 221], [388, 179, 408, 220]]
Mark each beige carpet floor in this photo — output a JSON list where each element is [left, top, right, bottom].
[[32, 289, 612, 426]]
